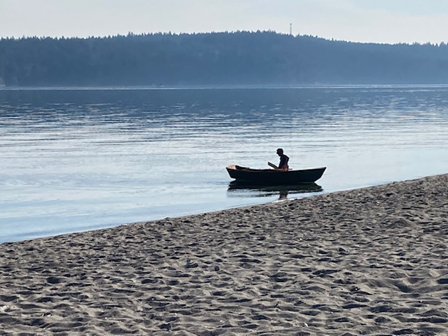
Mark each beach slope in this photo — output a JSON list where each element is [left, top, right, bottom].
[[1, 174, 448, 335]]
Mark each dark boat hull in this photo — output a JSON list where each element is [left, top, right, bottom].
[[226, 165, 326, 185]]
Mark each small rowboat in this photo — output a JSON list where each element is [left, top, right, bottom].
[[226, 164, 326, 185]]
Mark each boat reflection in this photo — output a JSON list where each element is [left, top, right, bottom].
[[227, 182, 323, 200]]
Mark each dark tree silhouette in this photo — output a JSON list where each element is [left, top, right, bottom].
[[1, 31, 448, 87]]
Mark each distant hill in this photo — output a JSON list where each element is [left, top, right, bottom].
[[1, 31, 448, 87]]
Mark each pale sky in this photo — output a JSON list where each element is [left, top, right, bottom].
[[1, 0, 448, 44]]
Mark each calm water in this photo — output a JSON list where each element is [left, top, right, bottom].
[[1, 86, 448, 243]]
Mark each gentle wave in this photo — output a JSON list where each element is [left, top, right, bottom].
[[1, 87, 448, 243]]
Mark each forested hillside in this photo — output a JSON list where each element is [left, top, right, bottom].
[[1, 31, 448, 87]]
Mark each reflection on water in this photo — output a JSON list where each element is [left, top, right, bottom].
[[1, 86, 448, 243], [227, 182, 323, 200]]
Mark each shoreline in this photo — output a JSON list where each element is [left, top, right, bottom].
[[1, 174, 448, 335]]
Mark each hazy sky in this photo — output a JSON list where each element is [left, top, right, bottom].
[[1, 0, 448, 44]]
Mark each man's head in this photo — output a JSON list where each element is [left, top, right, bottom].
[[277, 148, 283, 156]]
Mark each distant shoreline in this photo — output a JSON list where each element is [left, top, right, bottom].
[[3, 83, 448, 91], [2, 32, 448, 87]]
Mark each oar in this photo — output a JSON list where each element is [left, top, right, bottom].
[[268, 162, 278, 169]]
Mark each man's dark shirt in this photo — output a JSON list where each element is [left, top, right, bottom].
[[279, 154, 289, 169]]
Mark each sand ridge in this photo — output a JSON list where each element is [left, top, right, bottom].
[[1, 174, 448, 335]]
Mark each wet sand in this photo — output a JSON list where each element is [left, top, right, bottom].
[[1, 174, 448, 335]]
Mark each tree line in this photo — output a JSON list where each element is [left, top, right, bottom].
[[1, 31, 448, 87]]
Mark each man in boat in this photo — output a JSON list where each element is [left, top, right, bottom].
[[276, 148, 289, 170]]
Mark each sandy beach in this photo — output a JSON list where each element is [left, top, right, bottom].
[[1, 174, 448, 335]]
